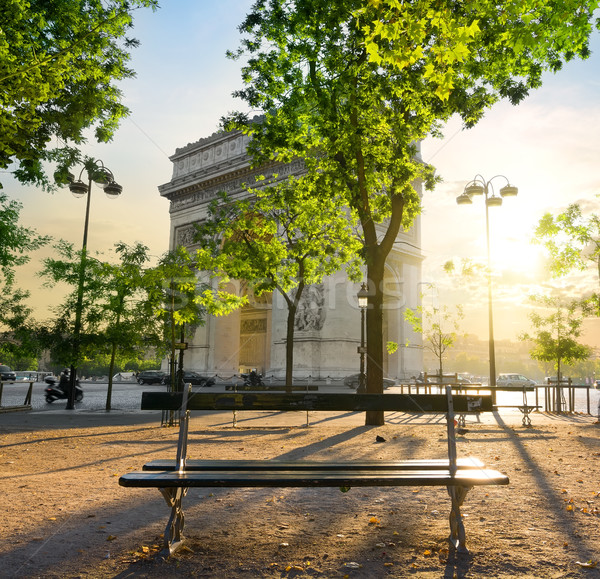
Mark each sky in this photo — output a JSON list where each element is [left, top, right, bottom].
[[5, 1, 600, 347]]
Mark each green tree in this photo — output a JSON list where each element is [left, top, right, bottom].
[[0, 192, 50, 363], [0, 192, 50, 280], [404, 287, 464, 379], [520, 294, 591, 409], [534, 202, 600, 313], [144, 246, 246, 390], [0, 0, 158, 189], [196, 177, 362, 389], [39, 240, 111, 373], [40, 242, 245, 401], [96, 242, 159, 410], [225, 0, 597, 424]]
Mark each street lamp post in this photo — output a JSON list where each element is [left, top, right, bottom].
[[65, 159, 122, 409], [456, 175, 517, 398], [357, 283, 369, 394]]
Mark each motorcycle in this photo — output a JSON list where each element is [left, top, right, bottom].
[[242, 370, 264, 388], [44, 375, 83, 403]]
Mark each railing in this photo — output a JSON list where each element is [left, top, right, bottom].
[[0, 380, 34, 413]]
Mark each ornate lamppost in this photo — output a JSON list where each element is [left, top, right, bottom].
[[65, 159, 123, 409], [456, 175, 517, 398], [357, 283, 369, 394]]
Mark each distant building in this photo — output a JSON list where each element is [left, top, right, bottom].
[[158, 128, 424, 381]]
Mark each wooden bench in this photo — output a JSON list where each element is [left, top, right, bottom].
[[493, 385, 540, 426], [119, 386, 508, 557]]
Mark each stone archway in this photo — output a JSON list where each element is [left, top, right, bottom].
[[238, 283, 272, 374]]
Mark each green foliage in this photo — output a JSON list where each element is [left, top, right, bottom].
[[533, 202, 600, 313], [39, 242, 246, 374], [520, 294, 591, 377], [359, 0, 598, 109], [0, 191, 50, 362], [195, 177, 361, 385], [145, 245, 246, 334], [225, 1, 597, 406], [0, 192, 50, 282], [196, 177, 362, 297], [0, 0, 158, 189], [404, 292, 464, 377]]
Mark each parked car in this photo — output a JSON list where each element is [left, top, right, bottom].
[[136, 370, 167, 385], [162, 371, 216, 387], [344, 374, 395, 389], [0, 365, 16, 382], [497, 373, 536, 389], [416, 372, 471, 385], [14, 371, 38, 382], [112, 372, 137, 382]]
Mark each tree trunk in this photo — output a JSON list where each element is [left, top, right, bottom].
[[365, 258, 385, 425], [106, 341, 117, 411], [285, 302, 297, 392]]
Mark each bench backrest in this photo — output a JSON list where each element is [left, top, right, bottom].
[[141, 391, 493, 413], [145, 385, 490, 476]]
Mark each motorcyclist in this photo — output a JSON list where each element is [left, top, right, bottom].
[[58, 368, 70, 395]]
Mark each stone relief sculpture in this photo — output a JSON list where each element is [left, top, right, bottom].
[[176, 224, 197, 248], [294, 284, 326, 331]]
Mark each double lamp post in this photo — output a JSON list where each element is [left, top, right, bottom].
[[456, 174, 517, 395], [65, 159, 122, 409]]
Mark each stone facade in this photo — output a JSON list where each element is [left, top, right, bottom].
[[158, 129, 424, 381]]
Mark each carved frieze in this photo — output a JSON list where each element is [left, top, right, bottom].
[[294, 284, 326, 332], [169, 159, 306, 213], [175, 224, 198, 248], [240, 318, 267, 334]]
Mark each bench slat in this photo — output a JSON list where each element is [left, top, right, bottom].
[[141, 392, 493, 413], [120, 468, 509, 488], [142, 457, 486, 471]]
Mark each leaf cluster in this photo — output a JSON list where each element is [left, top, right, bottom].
[[520, 294, 591, 368], [534, 202, 600, 278], [0, 0, 158, 189], [0, 191, 50, 283], [195, 175, 363, 299]]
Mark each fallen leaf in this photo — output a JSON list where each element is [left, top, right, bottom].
[[345, 562, 361, 569], [107, 535, 117, 541], [575, 561, 597, 568], [369, 516, 380, 525]]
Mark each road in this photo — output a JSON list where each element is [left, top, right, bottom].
[[0, 379, 156, 412], [0, 379, 598, 415]]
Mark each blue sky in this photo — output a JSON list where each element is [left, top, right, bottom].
[[7, 1, 600, 345]]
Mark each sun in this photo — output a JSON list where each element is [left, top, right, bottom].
[[491, 235, 545, 279]]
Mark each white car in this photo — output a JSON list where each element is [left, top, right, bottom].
[[497, 373, 536, 389]]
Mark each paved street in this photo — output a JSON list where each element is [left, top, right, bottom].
[[1, 378, 598, 416], [0, 379, 152, 413]]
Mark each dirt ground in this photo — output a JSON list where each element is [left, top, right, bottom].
[[1, 410, 599, 578]]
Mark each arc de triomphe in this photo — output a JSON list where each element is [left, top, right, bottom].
[[158, 129, 424, 382]]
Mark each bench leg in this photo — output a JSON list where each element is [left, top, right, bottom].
[[158, 487, 188, 557], [447, 485, 471, 553], [520, 407, 532, 427]]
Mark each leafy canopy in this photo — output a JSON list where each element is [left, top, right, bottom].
[[0, 191, 50, 282], [520, 294, 591, 371], [225, 0, 600, 409], [360, 0, 599, 105], [534, 202, 600, 277], [0, 0, 158, 189], [196, 176, 362, 297]]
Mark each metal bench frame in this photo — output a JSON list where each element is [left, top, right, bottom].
[[119, 386, 508, 557]]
